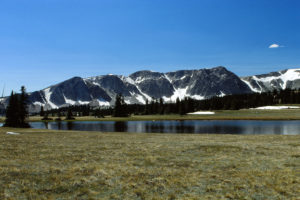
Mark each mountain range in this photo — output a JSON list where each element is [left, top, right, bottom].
[[1, 66, 300, 112]]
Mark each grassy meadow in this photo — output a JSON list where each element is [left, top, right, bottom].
[[0, 128, 299, 199], [28, 108, 300, 122]]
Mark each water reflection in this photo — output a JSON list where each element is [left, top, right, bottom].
[[57, 121, 62, 130], [26, 120, 300, 135], [43, 122, 49, 129], [114, 121, 127, 132], [67, 122, 73, 130]]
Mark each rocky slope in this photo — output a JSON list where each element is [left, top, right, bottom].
[[5, 66, 300, 112], [15, 66, 252, 112], [241, 68, 300, 93]]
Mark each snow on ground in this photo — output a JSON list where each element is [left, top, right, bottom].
[[6, 132, 20, 135], [188, 111, 215, 115], [252, 106, 300, 110]]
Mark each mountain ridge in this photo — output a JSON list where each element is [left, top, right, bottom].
[[1, 66, 300, 112], [241, 68, 300, 93]]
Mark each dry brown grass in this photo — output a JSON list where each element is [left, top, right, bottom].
[[0, 128, 299, 199]]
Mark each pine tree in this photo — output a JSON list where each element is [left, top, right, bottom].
[[3, 91, 18, 127], [144, 99, 149, 115], [40, 106, 45, 117], [19, 86, 30, 127], [113, 94, 128, 117], [176, 98, 180, 114], [65, 108, 75, 120], [179, 100, 187, 115], [159, 97, 164, 114], [3, 86, 30, 128], [42, 113, 49, 120], [113, 94, 121, 117], [55, 111, 62, 121]]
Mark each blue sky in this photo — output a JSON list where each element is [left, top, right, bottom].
[[0, 0, 299, 94]]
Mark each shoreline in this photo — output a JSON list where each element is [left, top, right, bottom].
[[2, 108, 300, 122]]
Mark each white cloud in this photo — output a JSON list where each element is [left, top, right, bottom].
[[269, 44, 280, 48]]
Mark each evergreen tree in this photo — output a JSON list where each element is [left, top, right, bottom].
[[3, 91, 18, 127], [113, 94, 128, 117], [144, 99, 149, 115], [55, 111, 62, 121], [113, 94, 121, 117], [65, 108, 75, 120], [19, 86, 30, 127], [40, 106, 45, 117], [179, 100, 187, 115], [159, 98, 164, 114], [3, 86, 30, 128], [42, 113, 50, 120], [175, 98, 180, 114]]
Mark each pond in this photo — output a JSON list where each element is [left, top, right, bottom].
[[13, 120, 300, 135]]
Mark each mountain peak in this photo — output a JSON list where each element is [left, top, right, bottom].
[[241, 68, 300, 93], [5, 66, 300, 112]]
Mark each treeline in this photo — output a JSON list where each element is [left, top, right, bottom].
[[3, 86, 30, 127], [38, 105, 114, 119], [40, 88, 300, 117], [198, 88, 300, 110]]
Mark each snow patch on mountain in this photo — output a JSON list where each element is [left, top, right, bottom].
[[44, 88, 58, 108], [170, 86, 189, 101], [252, 69, 300, 86], [164, 74, 173, 83], [242, 68, 300, 92], [0, 66, 258, 112], [135, 77, 147, 84], [96, 100, 110, 106], [124, 100, 131, 104], [64, 95, 76, 105], [122, 76, 135, 85], [135, 85, 152, 101], [241, 79, 261, 93], [189, 95, 205, 100], [33, 101, 44, 106], [218, 91, 226, 97], [135, 94, 146, 104]]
